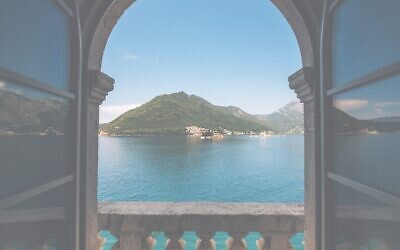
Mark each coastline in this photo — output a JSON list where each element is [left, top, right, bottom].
[[98, 132, 306, 137]]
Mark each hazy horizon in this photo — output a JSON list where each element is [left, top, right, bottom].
[[100, 0, 301, 123]]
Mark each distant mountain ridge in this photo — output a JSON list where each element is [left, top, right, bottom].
[[257, 101, 304, 134], [100, 92, 273, 136], [0, 90, 66, 135], [332, 108, 400, 134]]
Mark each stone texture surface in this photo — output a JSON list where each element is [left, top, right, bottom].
[[84, 70, 115, 250], [289, 67, 313, 103], [87, 0, 136, 71], [89, 70, 115, 105], [289, 67, 316, 250], [270, 0, 315, 68], [98, 202, 304, 216], [98, 202, 304, 232], [98, 202, 304, 250]]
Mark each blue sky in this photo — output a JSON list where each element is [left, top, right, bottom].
[[100, 0, 301, 123]]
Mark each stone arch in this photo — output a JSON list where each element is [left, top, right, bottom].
[[83, 1, 320, 250]]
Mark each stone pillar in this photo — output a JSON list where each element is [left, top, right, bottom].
[[269, 233, 295, 250], [227, 232, 248, 250], [118, 230, 150, 250], [165, 231, 185, 250], [196, 231, 216, 250], [84, 70, 114, 250], [289, 67, 316, 250], [108, 228, 151, 250], [257, 233, 270, 250]]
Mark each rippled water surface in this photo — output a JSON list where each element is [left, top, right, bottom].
[[98, 135, 305, 249]]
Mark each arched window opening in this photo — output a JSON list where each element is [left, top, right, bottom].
[[97, 1, 306, 249]]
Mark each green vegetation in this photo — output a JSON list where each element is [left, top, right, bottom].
[[101, 92, 271, 136], [0, 90, 66, 135], [332, 108, 400, 134]]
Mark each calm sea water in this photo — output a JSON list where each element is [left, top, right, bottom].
[[98, 135, 305, 249]]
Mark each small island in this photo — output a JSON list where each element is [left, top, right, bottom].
[[185, 125, 276, 141]]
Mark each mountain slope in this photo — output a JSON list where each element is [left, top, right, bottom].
[[332, 108, 400, 133], [101, 92, 270, 135], [257, 101, 304, 134], [0, 90, 66, 135]]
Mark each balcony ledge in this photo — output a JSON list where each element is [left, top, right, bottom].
[[98, 202, 304, 250]]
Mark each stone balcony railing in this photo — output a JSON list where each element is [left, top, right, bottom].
[[98, 202, 304, 250]]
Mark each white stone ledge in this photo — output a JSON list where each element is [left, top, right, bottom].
[[99, 202, 304, 216], [98, 202, 305, 233]]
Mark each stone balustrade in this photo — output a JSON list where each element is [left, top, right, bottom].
[[98, 202, 304, 250]]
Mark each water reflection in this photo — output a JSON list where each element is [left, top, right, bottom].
[[331, 75, 400, 249], [332, 0, 400, 86], [332, 182, 400, 250], [0, 80, 70, 248], [332, 74, 400, 134], [0, 80, 70, 200], [0, 0, 71, 89], [0, 80, 67, 135]]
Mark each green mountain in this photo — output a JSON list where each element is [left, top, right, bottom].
[[332, 107, 400, 134], [0, 90, 66, 135], [101, 92, 271, 136], [257, 101, 304, 134]]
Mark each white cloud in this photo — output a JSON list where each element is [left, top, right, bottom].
[[0, 80, 6, 89], [373, 101, 400, 108], [123, 53, 138, 61], [100, 103, 142, 123], [122, 51, 160, 66], [334, 99, 369, 111]]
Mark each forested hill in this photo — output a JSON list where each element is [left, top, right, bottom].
[[100, 92, 271, 136]]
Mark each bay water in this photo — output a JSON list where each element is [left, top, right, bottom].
[[98, 135, 305, 249]]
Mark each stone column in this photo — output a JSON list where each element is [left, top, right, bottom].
[[84, 70, 114, 250], [226, 232, 248, 250], [165, 231, 185, 250], [289, 67, 316, 250], [108, 227, 151, 250], [196, 231, 216, 250], [271, 233, 295, 250], [118, 230, 151, 250]]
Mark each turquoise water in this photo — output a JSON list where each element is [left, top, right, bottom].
[[98, 135, 304, 249]]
